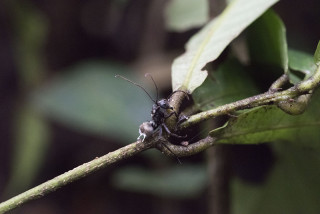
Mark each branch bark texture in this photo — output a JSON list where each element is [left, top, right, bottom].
[[0, 141, 152, 213]]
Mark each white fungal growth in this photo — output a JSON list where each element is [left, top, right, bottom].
[[137, 122, 154, 142]]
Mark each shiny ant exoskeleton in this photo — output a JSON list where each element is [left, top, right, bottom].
[[115, 74, 189, 142]]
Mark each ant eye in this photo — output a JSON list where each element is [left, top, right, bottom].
[[158, 99, 170, 108]]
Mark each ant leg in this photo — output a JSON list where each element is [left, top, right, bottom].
[[159, 142, 182, 164], [164, 111, 178, 119], [175, 114, 189, 130], [158, 126, 163, 138], [162, 124, 187, 138]]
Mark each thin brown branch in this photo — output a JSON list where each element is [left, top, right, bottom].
[[179, 64, 320, 130], [269, 73, 289, 92], [157, 136, 216, 157], [0, 141, 153, 214]]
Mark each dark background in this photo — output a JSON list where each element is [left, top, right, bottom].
[[0, 0, 319, 213]]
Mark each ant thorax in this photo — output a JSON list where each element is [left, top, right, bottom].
[[151, 104, 165, 128]]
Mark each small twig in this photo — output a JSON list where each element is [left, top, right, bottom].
[[179, 64, 320, 130], [0, 141, 153, 214], [269, 73, 289, 92], [179, 90, 291, 129], [157, 136, 216, 157], [296, 64, 320, 92]]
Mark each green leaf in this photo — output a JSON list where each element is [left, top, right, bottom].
[[4, 1, 50, 196], [111, 164, 207, 198], [277, 94, 311, 115], [288, 49, 317, 83], [209, 90, 320, 147], [11, 0, 48, 87], [193, 59, 259, 110], [314, 40, 320, 65], [5, 106, 50, 195], [288, 49, 317, 84], [232, 142, 320, 214], [165, 0, 209, 32], [32, 61, 152, 142], [171, 0, 278, 93], [247, 10, 288, 74]]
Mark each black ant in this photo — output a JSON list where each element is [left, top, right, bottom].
[[115, 74, 189, 142]]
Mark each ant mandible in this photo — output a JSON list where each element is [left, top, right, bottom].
[[115, 74, 189, 142]]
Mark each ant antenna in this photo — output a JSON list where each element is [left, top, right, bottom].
[[145, 73, 159, 101], [160, 142, 182, 164], [115, 75, 156, 103]]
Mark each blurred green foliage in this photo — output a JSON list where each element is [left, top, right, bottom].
[[112, 164, 207, 199], [4, 0, 49, 196], [165, 0, 209, 32], [232, 142, 320, 214], [1, 0, 320, 213], [32, 61, 152, 142]]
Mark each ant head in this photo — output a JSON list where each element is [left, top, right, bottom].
[[157, 99, 172, 109]]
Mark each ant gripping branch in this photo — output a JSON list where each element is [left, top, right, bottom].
[[115, 74, 189, 142]]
